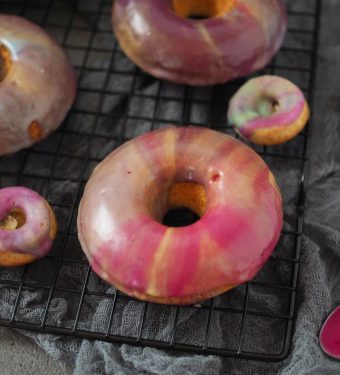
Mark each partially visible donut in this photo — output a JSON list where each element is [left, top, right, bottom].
[[228, 75, 310, 145], [77, 126, 283, 305], [112, 0, 287, 85], [0, 187, 57, 267], [0, 15, 76, 155]]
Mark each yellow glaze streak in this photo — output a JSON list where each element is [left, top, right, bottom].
[[162, 126, 177, 172], [195, 23, 229, 76], [146, 228, 173, 296], [268, 171, 282, 198], [196, 22, 220, 53]]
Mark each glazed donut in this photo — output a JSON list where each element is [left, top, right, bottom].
[[0, 15, 76, 156], [112, 0, 287, 86], [228, 75, 310, 145], [77, 127, 283, 305], [0, 187, 57, 267]]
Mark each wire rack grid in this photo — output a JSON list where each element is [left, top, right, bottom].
[[0, 0, 321, 361]]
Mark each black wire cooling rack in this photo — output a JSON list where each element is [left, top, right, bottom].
[[0, 0, 322, 361]]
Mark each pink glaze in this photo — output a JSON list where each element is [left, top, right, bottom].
[[0, 15, 76, 155], [320, 306, 340, 360], [112, 0, 287, 86], [228, 75, 307, 140], [0, 187, 55, 257], [77, 127, 283, 304]]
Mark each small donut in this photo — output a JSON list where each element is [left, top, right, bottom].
[[112, 0, 287, 85], [0, 187, 57, 267], [77, 127, 283, 305], [0, 15, 76, 156], [228, 75, 310, 145]]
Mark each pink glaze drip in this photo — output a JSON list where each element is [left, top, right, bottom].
[[112, 0, 287, 86], [0, 187, 54, 257], [228, 75, 307, 139], [0, 15, 76, 155], [320, 306, 340, 360], [77, 127, 283, 303]]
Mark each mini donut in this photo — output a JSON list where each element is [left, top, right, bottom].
[[228, 75, 310, 145], [112, 0, 287, 86], [0, 187, 57, 267], [77, 126, 283, 305], [0, 15, 76, 156]]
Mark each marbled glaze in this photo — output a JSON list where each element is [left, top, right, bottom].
[[112, 0, 287, 85], [0, 15, 76, 155], [78, 127, 283, 304], [0, 187, 56, 257], [228, 76, 309, 145]]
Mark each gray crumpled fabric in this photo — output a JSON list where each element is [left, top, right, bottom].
[[0, 0, 340, 373]]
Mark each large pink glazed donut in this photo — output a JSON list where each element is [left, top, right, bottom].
[[0, 187, 57, 267], [77, 127, 283, 305], [0, 15, 76, 155], [112, 0, 287, 85]]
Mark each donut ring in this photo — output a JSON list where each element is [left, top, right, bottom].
[[0, 15, 76, 155], [0, 187, 57, 267], [228, 75, 310, 145], [77, 127, 283, 305], [112, 0, 287, 85]]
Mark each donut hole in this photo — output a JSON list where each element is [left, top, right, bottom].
[[163, 207, 200, 227], [162, 182, 206, 227], [257, 97, 280, 117], [0, 208, 26, 230], [172, 0, 235, 19], [0, 44, 11, 83]]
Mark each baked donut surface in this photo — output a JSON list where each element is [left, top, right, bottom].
[[78, 127, 283, 305], [112, 0, 287, 85], [0, 186, 57, 267], [0, 15, 76, 155]]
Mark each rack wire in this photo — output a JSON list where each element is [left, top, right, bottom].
[[0, 0, 322, 361]]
